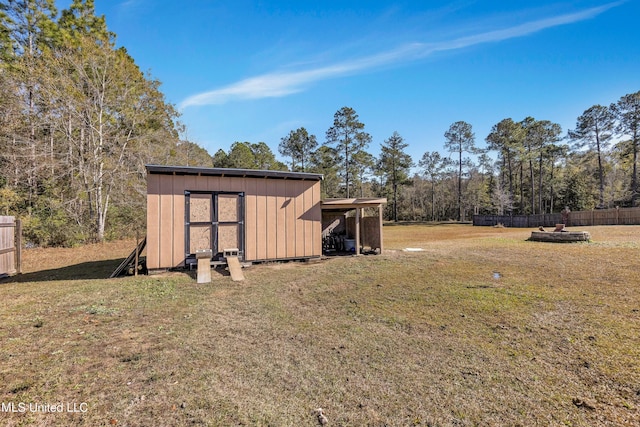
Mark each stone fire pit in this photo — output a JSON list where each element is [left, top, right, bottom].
[[529, 225, 591, 243]]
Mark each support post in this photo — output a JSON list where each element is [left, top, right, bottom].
[[355, 207, 361, 256], [16, 219, 22, 275], [134, 231, 139, 277], [344, 212, 349, 241]]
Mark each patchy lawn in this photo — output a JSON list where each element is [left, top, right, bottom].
[[1, 225, 639, 426]]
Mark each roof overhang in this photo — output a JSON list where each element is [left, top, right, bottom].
[[145, 164, 323, 181], [321, 198, 387, 211]]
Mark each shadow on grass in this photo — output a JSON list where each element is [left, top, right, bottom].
[[2, 258, 124, 283], [174, 267, 230, 280], [2, 260, 236, 284]]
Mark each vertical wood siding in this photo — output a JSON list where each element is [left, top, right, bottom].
[[159, 176, 174, 269], [146, 176, 161, 270], [255, 179, 268, 261], [276, 181, 287, 259], [266, 180, 278, 259], [244, 178, 257, 262], [285, 180, 297, 259], [172, 174, 186, 267], [294, 180, 305, 257], [0, 216, 16, 277]]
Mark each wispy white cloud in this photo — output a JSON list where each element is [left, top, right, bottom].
[[116, 0, 146, 17], [423, 1, 623, 54], [119, 0, 144, 9], [179, 2, 621, 109], [179, 44, 421, 108]]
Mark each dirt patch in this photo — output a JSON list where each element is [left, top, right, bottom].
[[20, 239, 138, 273]]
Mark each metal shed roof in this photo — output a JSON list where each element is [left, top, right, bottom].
[[145, 164, 323, 181], [321, 198, 387, 210]]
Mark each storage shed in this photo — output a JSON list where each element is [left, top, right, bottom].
[[321, 198, 386, 254], [146, 165, 323, 271]]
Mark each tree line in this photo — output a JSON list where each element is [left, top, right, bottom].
[[211, 97, 639, 224], [1, 1, 638, 246], [0, 0, 199, 245]]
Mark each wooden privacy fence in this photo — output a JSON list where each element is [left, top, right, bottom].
[[0, 216, 21, 278], [473, 207, 640, 227]]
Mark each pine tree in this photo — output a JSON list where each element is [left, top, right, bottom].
[[251, 142, 287, 170], [611, 91, 640, 206], [444, 121, 476, 221], [379, 131, 412, 221], [419, 151, 451, 221], [58, 0, 111, 45], [279, 127, 318, 172], [309, 146, 340, 198], [325, 107, 371, 198], [212, 149, 231, 168], [569, 105, 616, 208], [2, 0, 59, 209], [521, 117, 562, 214], [485, 118, 524, 214], [0, 4, 14, 60], [227, 142, 257, 169]]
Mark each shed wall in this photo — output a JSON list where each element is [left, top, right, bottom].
[[346, 216, 382, 249], [147, 174, 322, 269]]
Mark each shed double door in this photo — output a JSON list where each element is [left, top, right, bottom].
[[185, 191, 244, 261]]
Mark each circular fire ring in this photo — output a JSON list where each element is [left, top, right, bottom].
[[529, 230, 591, 242]]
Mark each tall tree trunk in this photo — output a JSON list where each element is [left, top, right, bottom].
[[393, 183, 398, 222], [538, 154, 544, 214], [507, 150, 514, 208], [345, 137, 350, 198], [392, 163, 398, 222], [519, 161, 525, 214], [12, 137, 19, 187], [633, 130, 638, 207], [431, 181, 435, 221], [596, 137, 605, 208], [458, 149, 462, 221], [529, 158, 535, 215], [550, 162, 555, 213]]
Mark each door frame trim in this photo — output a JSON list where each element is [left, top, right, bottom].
[[185, 190, 245, 261]]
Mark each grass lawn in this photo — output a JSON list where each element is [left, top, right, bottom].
[[1, 224, 639, 426]]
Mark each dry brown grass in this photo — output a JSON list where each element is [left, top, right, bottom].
[[1, 225, 639, 426]]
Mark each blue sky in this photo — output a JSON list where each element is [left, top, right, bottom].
[[81, 1, 638, 165]]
